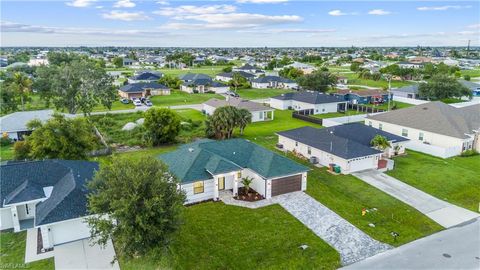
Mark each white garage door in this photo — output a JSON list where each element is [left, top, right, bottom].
[[348, 156, 377, 173], [51, 218, 91, 246]]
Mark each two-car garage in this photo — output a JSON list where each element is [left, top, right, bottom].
[[271, 174, 303, 196]]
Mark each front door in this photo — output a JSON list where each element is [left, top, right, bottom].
[[218, 177, 225, 190]]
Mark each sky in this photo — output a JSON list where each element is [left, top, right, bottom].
[[1, 0, 479, 47]]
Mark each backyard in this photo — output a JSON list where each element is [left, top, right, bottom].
[[387, 150, 480, 212], [119, 203, 340, 270], [150, 91, 224, 107], [0, 231, 54, 270]]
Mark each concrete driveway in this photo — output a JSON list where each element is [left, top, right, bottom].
[[353, 170, 479, 228], [272, 192, 391, 265], [54, 238, 120, 270], [342, 218, 480, 270]]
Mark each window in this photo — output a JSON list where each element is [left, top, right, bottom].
[[258, 112, 263, 119], [295, 141, 298, 147], [368, 121, 372, 127], [237, 172, 242, 179], [307, 147, 311, 155], [218, 177, 225, 190], [402, 129, 408, 137], [379, 123, 383, 130], [418, 132, 424, 141], [193, 181, 204, 194]]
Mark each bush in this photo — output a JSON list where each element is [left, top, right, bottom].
[[0, 136, 12, 146], [460, 149, 478, 157], [464, 75, 471, 81], [13, 141, 31, 160]]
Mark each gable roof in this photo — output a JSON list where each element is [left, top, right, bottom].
[[0, 109, 56, 133], [272, 91, 345, 104], [216, 71, 255, 79], [183, 78, 227, 87], [179, 73, 211, 81], [130, 72, 161, 81], [119, 82, 169, 93], [1, 160, 98, 226], [277, 126, 384, 160], [335, 89, 388, 97], [366, 101, 480, 139], [158, 139, 308, 183], [204, 98, 273, 112], [391, 84, 419, 94]]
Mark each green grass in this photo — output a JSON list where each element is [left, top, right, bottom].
[[460, 69, 480, 78], [150, 91, 224, 107], [341, 73, 413, 89], [236, 88, 293, 100], [157, 65, 230, 77], [92, 100, 134, 112], [119, 203, 340, 270], [311, 110, 366, 119], [0, 231, 54, 270], [1, 144, 14, 161], [362, 101, 413, 110], [387, 150, 480, 212]]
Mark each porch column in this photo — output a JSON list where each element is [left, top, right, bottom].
[[11, 207, 20, 232], [40, 226, 53, 249], [271, 110, 274, 120], [214, 177, 219, 201], [233, 173, 239, 196]]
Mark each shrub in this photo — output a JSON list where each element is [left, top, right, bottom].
[[0, 136, 12, 146], [460, 149, 478, 157], [13, 141, 31, 160]]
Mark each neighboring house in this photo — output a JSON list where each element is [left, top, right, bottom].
[[158, 139, 309, 204], [179, 73, 212, 83], [270, 91, 347, 114], [123, 58, 134, 66], [282, 62, 317, 74], [337, 76, 348, 85], [397, 61, 424, 69], [232, 64, 264, 77], [365, 101, 480, 158], [180, 79, 229, 94], [277, 123, 409, 174], [251, 76, 298, 89], [215, 71, 256, 82], [391, 84, 420, 99], [459, 80, 480, 97], [0, 110, 57, 140], [203, 97, 274, 122], [334, 89, 391, 105], [0, 160, 98, 250], [127, 71, 162, 84], [118, 82, 170, 99]]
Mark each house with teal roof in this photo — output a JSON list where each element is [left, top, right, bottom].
[[159, 139, 309, 204]]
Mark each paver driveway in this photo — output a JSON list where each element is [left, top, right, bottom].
[[353, 170, 479, 228], [271, 192, 391, 265]]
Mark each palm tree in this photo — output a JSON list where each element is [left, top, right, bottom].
[[370, 135, 390, 150], [237, 109, 251, 135], [9, 72, 32, 111], [241, 176, 254, 195]]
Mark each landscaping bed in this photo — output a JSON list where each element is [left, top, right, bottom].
[[234, 187, 264, 201]]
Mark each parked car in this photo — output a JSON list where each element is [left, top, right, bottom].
[[144, 99, 153, 106], [140, 97, 146, 103], [226, 91, 239, 97], [120, 98, 129, 104], [133, 99, 142, 106]]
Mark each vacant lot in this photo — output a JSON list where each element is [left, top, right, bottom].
[[150, 91, 224, 107], [387, 150, 480, 212], [119, 203, 340, 270], [0, 231, 54, 270]]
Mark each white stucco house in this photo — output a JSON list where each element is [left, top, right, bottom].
[[251, 76, 297, 89], [159, 139, 309, 204], [203, 97, 274, 122], [365, 101, 480, 158], [0, 110, 64, 141], [270, 91, 347, 115], [277, 123, 409, 174], [0, 160, 98, 251]]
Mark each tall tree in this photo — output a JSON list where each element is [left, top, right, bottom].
[[205, 106, 251, 139], [87, 156, 185, 259], [297, 71, 337, 92], [17, 114, 97, 160], [279, 67, 304, 80], [7, 72, 32, 111], [230, 73, 249, 91], [144, 108, 181, 146], [112, 57, 123, 68], [418, 74, 472, 100], [237, 108, 252, 135]]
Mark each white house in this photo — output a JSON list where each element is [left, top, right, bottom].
[[277, 123, 409, 174], [0, 110, 64, 141], [282, 62, 317, 74], [270, 91, 347, 115], [203, 97, 274, 122], [180, 79, 229, 94], [251, 76, 298, 89], [0, 160, 98, 251], [159, 139, 309, 204], [365, 101, 480, 158]]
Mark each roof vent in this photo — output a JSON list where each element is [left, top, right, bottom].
[[188, 148, 195, 152], [233, 151, 236, 155]]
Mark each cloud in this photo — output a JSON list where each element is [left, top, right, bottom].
[[156, 1, 169, 5], [328, 10, 357, 16], [239, 28, 335, 34], [154, 5, 237, 16], [0, 21, 165, 36], [102, 10, 151, 21], [66, 0, 96, 8], [236, 0, 288, 4], [114, 0, 135, 8], [368, 9, 391, 15], [467, 24, 480, 29], [417, 5, 472, 11]]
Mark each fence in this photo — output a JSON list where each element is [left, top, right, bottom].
[[292, 111, 323, 125]]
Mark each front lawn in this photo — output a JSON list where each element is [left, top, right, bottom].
[[1, 144, 14, 161], [119, 203, 340, 270], [150, 91, 224, 107], [387, 150, 480, 212], [236, 88, 293, 100], [0, 231, 54, 270]]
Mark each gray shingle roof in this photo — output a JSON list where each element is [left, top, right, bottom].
[[217, 71, 255, 79], [204, 98, 273, 112], [119, 82, 169, 93], [1, 160, 98, 226], [158, 139, 309, 183], [391, 84, 419, 94], [366, 101, 480, 139], [130, 72, 161, 81], [179, 73, 211, 81], [0, 110, 55, 133], [277, 126, 383, 159], [272, 91, 345, 104]]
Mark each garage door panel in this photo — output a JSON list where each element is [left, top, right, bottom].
[[271, 174, 302, 196]]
